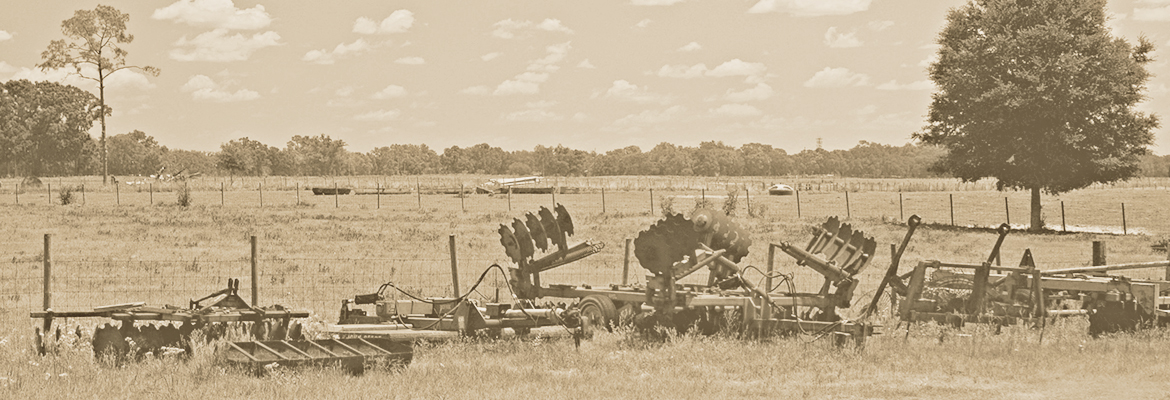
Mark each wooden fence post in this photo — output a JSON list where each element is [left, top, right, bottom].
[[296, 183, 300, 205], [416, 179, 422, 210], [15, 183, 18, 205], [622, 238, 632, 285], [845, 191, 851, 219], [376, 183, 381, 209], [251, 236, 259, 306], [460, 184, 466, 212], [47, 183, 51, 205], [796, 190, 801, 219], [115, 182, 119, 205], [1092, 241, 1106, 266], [602, 187, 606, 214], [650, 188, 654, 214], [81, 184, 85, 205], [899, 192, 904, 222], [220, 182, 224, 206], [149, 183, 153, 205], [745, 187, 750, 216], [259, 183, 263, 207], [43, 234, 51, 312], [449, 234, 460, 298]]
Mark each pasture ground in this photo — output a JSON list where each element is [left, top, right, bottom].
[[1, 178, 1169, 398]]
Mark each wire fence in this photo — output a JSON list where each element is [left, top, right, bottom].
[[1, 184, 1166, 235]]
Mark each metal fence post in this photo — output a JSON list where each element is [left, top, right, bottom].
[[1121, 203, 1127, 235], [949, 193, 954, 226], [1004, 197, 1010, 225]]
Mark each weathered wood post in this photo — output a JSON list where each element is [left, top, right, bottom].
[[1060, 201, 1066, 232], [1004, 197, 1010, 225], [796, 190, 801, 219], [649, 188, 654, 214], [845, 191, 851, 219], [449, 234, 460, 298], [251, 236, 259, 306], [1092, 241, 1106, 266], [622, 238, 632, 286], [1121, 203, 1127, 235], [949, 193, 955, 226], [149, 183, 153, 205]]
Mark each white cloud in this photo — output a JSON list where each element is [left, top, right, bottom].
[[0, 31, 12, 42], [481, 52, 502, 61], [491, 42, 571, 95], [824, 27, 862, 48], [724, 83, 773, 102], [577, 59, 596, 68], [152, 0, 272, 30], [710, 103, 762, 117], [353, 10, 415, 34], [181, 74, 259, 102], [868, 20, 894, 31], [372, 85, 407, 99], [492, 19, 573, 39], [354, 109, 402, 121], [570, 112, 589, 123], [658, 64, 708, 78], [632, 0, 685, 5], [608, 106, 687, 130], [804, 67, 870, 87], [504, 109, 563, 122], [395, 57, 426, 65], [748, 0, 871, 16], [635, 19, 653, 28], [1134, 5, 1170, 20], [302, 38, 370, 65], [707, 59, 767, 77], [605, 80, 673, 104], [876, 80, 933, 90], [335, 86, 354, 97], [461, 86, 492, 95], [170, 29, 281, 62], [678, 42, 702, 52], [527, 42, 571, 72], [494, 72, 548, 95], [0, 61, 15, 74], [918, 52, 939, 68], [504, 102, 562, 122]]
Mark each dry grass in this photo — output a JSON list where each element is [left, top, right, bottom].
[[1, 178, 1169, 398]]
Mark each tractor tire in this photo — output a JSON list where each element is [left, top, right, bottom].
[[579, 295, 618, 334]]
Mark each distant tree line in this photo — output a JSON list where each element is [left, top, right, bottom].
[[5, 80, 1170, 179]]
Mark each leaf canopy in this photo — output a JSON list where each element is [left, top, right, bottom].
[[915, 0, 1158, 194]]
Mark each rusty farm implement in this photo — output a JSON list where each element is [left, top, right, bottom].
[[871, 221, 1170, 336], [31, 279, 411, 372]]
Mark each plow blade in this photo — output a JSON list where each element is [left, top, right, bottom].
[[221, 338, 412, 373]]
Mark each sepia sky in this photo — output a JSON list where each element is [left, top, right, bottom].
[[1, 0, 1169, 154]]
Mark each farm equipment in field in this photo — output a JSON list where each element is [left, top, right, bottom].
[[320, 204, 594, 342], [31, 279, 411, 371], [502, 205, 898, 345], [875, 224, 1170, 336]]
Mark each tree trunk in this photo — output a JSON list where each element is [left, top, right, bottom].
[[1029, 186, 1043, 232], [99, 75, 108, 185]]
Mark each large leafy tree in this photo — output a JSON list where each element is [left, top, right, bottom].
[[217, 137, 278, 176], [285, 134, 348, 176], [0, 80, 102, 177], [39, 5, 160, 184], [916, 0, 1158, 231]]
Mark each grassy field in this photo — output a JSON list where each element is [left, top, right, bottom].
[[2, 178, 1169, 398]]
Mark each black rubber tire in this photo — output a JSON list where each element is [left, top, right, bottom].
[[579, 295, 618, 333]]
